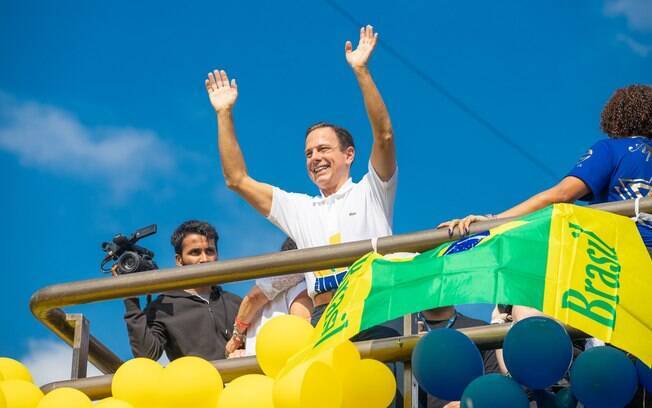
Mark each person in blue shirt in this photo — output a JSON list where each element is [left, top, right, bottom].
[[437, 85, 652, 406], [440, 84, 652, 248]]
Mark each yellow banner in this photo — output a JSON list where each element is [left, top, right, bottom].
[[543, 204, 652, 365], [302, 252, 377, 357]]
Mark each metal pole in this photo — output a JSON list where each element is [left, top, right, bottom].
[[40, 324, 589, 399], [402, 314, 419, 408], [47, 308, 123, 374], [66, 314, 90, 379], [29, 198, 652, 375]]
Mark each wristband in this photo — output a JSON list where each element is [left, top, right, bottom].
[[235, 317, 250, 333]]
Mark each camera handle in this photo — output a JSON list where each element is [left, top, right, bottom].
[[99, 256, 115, 274]]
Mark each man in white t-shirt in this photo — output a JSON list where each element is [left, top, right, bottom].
[[205, 25, 398, 338]]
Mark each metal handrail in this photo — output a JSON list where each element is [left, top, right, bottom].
[[40, 324, 589, 400], [30, 199, 651, 380]]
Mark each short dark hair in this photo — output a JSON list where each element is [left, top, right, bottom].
[[600, 85, 652, 138], [281, 237, 297, 252], [305, 122, 355, 151], [171, 220, 218, 255]]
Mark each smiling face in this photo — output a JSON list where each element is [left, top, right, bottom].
[[305, 126, 355, 196]]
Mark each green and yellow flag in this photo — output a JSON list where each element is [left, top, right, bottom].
[[284, 203, 652, 373]]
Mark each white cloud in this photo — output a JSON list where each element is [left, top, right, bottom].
[[21, 339, 102, 386], [617, 33, 652, 57], [605, 0, 652, 31], [0, 92, 176, 201]]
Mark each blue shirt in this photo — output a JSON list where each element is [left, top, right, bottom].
[[567, 136, 652, 246]]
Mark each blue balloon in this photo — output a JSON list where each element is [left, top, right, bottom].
[[570, 346, 638, 408], [554, 388, 578, 408], [636, 359, 652, 392], [460, 374, 529, 408], [502, 316, 572, 389], [412, 328, 484, 401]]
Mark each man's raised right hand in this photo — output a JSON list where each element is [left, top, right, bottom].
[[205, 69, 238, 113]]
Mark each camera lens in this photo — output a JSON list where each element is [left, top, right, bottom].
[[118, 252, 140, 274]]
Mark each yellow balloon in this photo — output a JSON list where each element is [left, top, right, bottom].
[[0, 379, 43, 408], [341, 359, 396, 408], [0, 384, 6, 408], [218, 375, 274, 408], [0, 358, 33, 382], [314, 340, 360, 374], [159, 356, 223, 408], [111, 358, 163, 408], [94, 397, 135, 408], [36, 387, 92, 408], [273, 360, 342, 408], [256, 315, 314, 378]]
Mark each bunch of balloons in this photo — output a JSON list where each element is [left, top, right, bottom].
[[0, 314, 398, 407], [411, 316, 651, 408], [220, 314, 396, 408], [0, 357, 94, 407], [411, 327, 530, 407], [107, 315, 395, 408], [7, 313, 649, 407], [111, 355, 222, 408]]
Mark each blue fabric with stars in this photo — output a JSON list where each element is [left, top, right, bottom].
[[440, 231, 491, 256]]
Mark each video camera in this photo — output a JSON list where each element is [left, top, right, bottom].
[[101, 224, 159, 275]]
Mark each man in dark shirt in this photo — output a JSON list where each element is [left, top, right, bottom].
[[122, 220, 241, 361]]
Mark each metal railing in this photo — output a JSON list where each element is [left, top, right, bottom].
[[40, 323, 590, 400], [30, 198, 652, 399]]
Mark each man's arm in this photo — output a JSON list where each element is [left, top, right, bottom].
[[113, 266, 166, 360], [225, 286, 270, 355], [346, 26, 396, 181], [205, 69, 274, 217], [123, 298, 167, 360]]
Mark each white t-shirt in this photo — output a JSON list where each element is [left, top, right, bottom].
[[268, 161, 397, 299], [244, 280, 307, 356]]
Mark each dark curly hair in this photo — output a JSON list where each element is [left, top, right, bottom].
[[171, 220, 218, 255], [600, 85, 652, 138]]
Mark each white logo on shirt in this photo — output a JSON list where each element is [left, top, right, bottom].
[[576, 149, 593, 167], [615, 177, 652, 200], [628, 141, 652, 162]]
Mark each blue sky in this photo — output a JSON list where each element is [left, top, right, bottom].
[[1, 1, 650, 384]]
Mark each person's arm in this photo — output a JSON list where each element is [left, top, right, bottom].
[[225, 286, 270, 355], [439, 176, 590, 235], [205, 69, 274, 217], [289, 290, 312, 321], [346, 25, 396, 181], [123, 298, 167, 360], [496, 176, 590, 219], [113, 265, 166, 360]]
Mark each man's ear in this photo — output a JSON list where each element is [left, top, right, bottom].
[[345, 146, 355, 165], [175, 253, 183, 267]]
